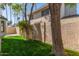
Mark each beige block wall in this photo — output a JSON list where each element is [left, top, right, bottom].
[[6, 27, 17, 34], [45, 17, 79, 51], [61, 22, 79, 51], [44, 22, 52, 44], [61, 17, 79, 51], [31, 15, 79, 51]]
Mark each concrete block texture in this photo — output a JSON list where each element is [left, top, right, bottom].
[[31, 15, 79, 51]]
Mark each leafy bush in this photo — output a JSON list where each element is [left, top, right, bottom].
[[1, 36, 52, 56], [2, 36, 79, 56], [17, 20, 33, 30]]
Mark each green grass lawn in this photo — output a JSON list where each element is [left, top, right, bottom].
[[1, 35, 79, 56], [1, 36, 52, 56], [65, 49, 79, 56], [3, 36, 25, 40]]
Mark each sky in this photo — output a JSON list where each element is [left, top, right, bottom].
[[2, 3, 45, 24], [77, 4, 79, 14], [1, 3, 79, 25]]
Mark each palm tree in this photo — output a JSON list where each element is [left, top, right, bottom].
[[5, 4, 8, 20], [0, 3, 9, 21], [8, 3, 13, 25], [0, 4, 5, 16], [11, 3, 22, 25], [0, 3, 13, 25]]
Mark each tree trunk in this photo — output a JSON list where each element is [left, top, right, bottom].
[[10, 6, 12, 24], [13, 13, 16, 25], [25, 26, 30, 39], [22, 4, 25, 21], [24, 3, 27, 21], [49, 3, 64, 56], [29, 3, 34, 24], [5, 4, 8, 20], [24, 3, 34, 39], [44, 22, 46, 42], [24, 3, 30, 39]]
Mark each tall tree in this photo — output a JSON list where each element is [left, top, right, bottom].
[[8, 3, 12, 25], [29, 3, 34, 24], [0, 3, 9, 20], [49, 3, 76, 56], [0, 4, 5, 16], [24, 3, 27, 21], [24, 3, 30, 39], [11, 3, 22, 25], [5, 4, 8, 20], [21, 3, 25, 20], [49, 3, 64, 56], [22, 3, 34, 39]]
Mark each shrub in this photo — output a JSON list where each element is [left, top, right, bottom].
[[1, 37, 52, 56], [2, 36, 79, 56]]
